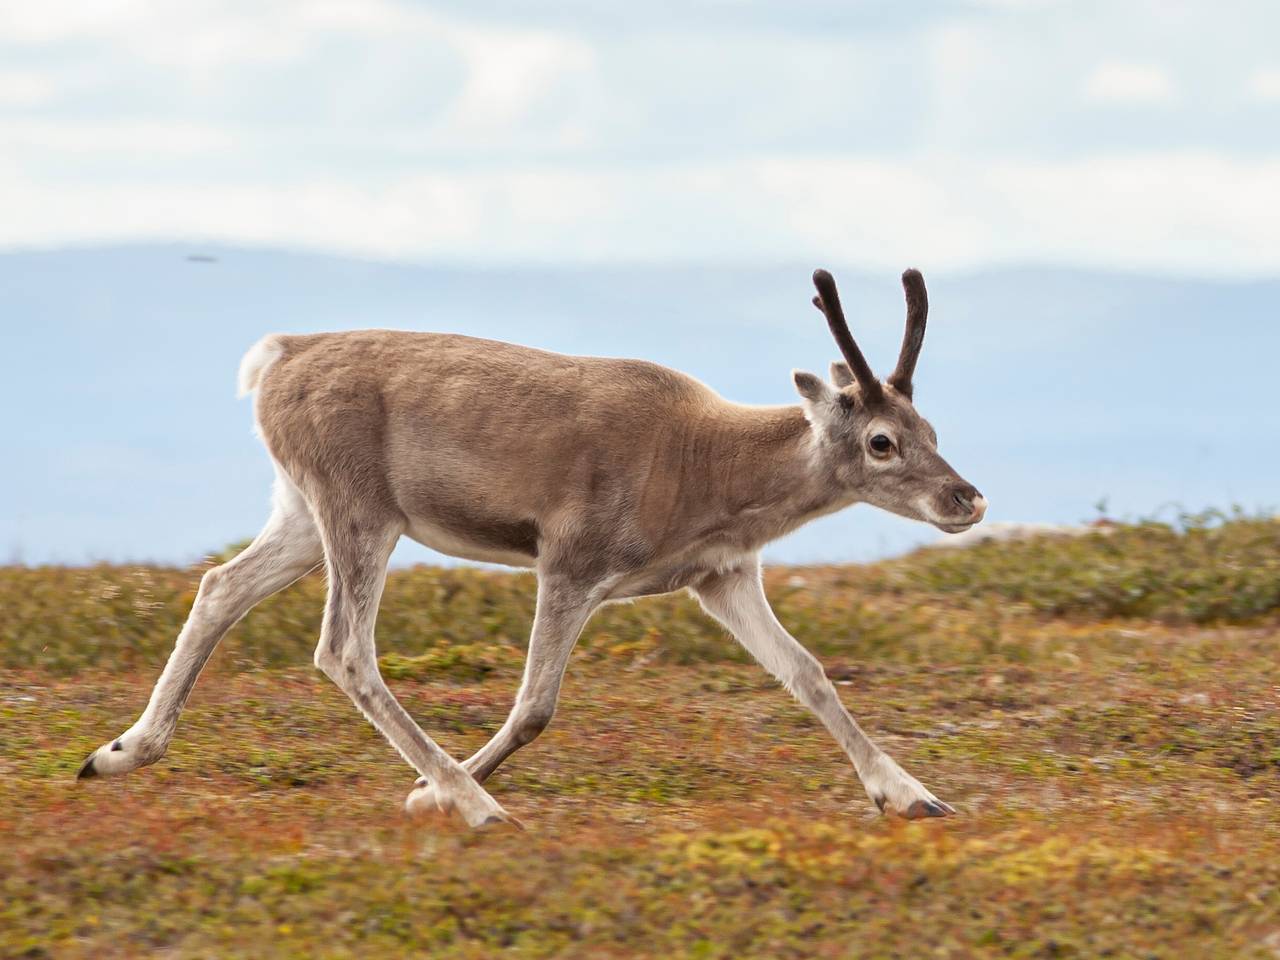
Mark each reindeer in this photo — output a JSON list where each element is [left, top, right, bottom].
[[78, 269, 986, 827]]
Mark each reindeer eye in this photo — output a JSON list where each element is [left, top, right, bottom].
[[869, 434, 893, 454]]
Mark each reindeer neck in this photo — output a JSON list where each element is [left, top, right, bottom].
[[702, 403, 849, 549]]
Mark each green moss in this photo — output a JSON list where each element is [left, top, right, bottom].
[[7, 514, 1280, 676]]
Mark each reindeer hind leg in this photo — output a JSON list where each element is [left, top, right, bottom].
[[78, 467, 323, 779]]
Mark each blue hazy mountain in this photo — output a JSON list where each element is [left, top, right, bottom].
[[3, 244, 1276, 566]]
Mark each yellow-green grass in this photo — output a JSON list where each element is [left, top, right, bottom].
[[3, 517, 1279, 957]]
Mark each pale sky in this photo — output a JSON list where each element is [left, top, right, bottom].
[[2, 0, 1279, 274]]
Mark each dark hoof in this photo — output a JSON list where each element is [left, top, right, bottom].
[[904, 799, 955, 819], [77, 754, 98, 780], [481, 812, 526, 832], [874, 795, 887, 813]]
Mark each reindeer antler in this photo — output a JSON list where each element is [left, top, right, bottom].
[[811, 269, 882, 402], [887, 268, 928, 400]]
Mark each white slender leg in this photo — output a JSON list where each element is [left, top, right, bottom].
[[78, 471, 323, 779], [692, 559, 955, 819], [406, 573, 605, 813], [311, 511, 519, 829]]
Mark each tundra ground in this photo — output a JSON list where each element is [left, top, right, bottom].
[[3, 517, 1279, 958]]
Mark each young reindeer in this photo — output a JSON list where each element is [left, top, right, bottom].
[[78, 268, 986, 827]]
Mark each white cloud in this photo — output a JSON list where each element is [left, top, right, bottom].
[[1249, 66, 1280, 101], [3, 152, 1279, 275], [443, 27, 596, 134], [0, 69, 58, 107], [980, 153, 1280, 270], [0, 1, 305, 66], [1084, 62, 1174, 104], [0, 0, 148, 43], [0, 0, 598, 150], [0, 119, 236, 154], [962, 0, 1064, 9], [2, 0, 1279, 276], [296, 0, 417, 33]]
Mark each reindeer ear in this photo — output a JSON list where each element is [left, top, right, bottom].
[[829, 361, 855, 388], [793, 369, 835, 405]]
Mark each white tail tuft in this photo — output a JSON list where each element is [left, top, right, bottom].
[[237, 335, 285, 398]]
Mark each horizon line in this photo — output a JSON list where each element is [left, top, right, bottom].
[[4, 239, 1279, 286]]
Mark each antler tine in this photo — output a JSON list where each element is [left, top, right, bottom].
[[811, 269, 882, 402], [888, 268, 928, 400]]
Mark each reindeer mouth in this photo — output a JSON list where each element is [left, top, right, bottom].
[[933, 494, 986, 534]]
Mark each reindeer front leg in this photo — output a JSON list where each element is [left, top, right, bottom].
[[692, 559, 954, 819]]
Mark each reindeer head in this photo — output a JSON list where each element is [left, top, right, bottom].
[[793, 268, 986, 534]]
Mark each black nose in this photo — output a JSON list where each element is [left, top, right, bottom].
[[948, 483, 980, 514]]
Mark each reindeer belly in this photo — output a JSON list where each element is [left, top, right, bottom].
[[404, 511, 539, 568]]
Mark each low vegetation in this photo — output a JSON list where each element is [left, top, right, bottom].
[[6, 513, 1280, 677], [3, 515, 1279, 957], [871, 510, 1280, 623]]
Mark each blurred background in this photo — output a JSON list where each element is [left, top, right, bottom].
[[2, 0, 1277, 565]]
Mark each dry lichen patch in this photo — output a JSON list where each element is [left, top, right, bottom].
[[4, 641, 1280, 959]]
